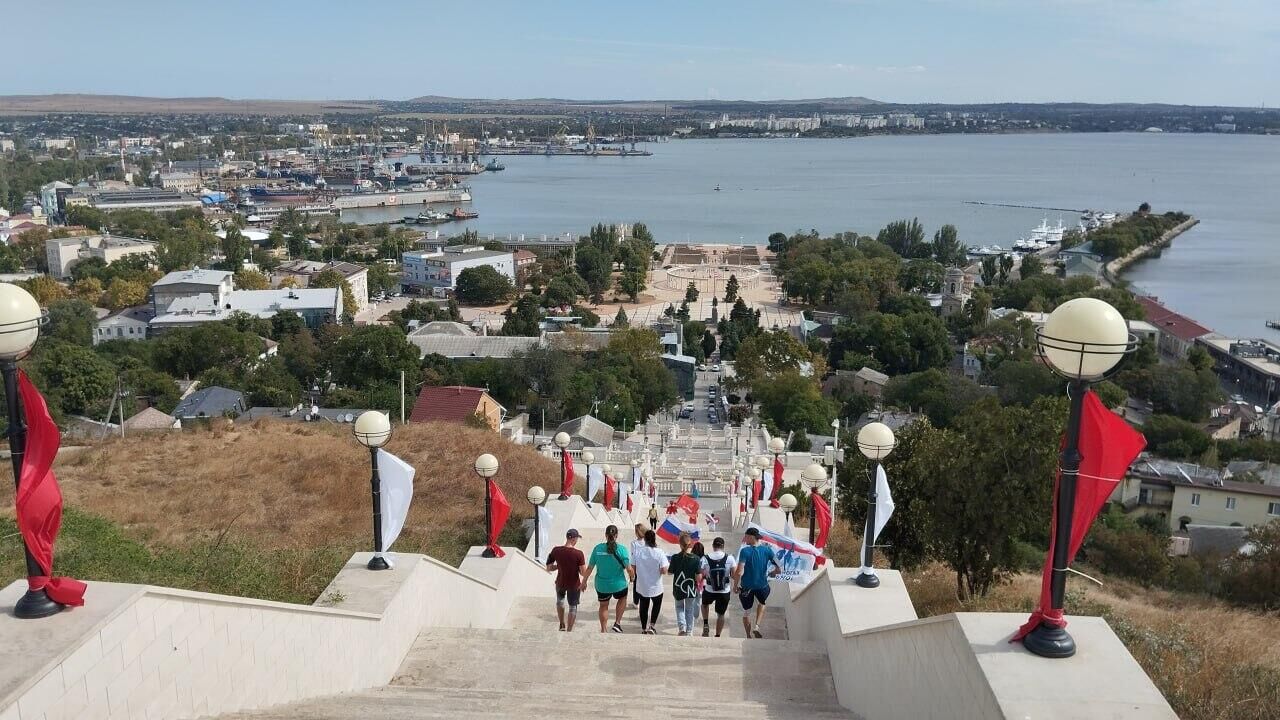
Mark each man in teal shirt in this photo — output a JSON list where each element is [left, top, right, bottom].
[[733, 527, 781, 638], [580, 525, 635, 633]]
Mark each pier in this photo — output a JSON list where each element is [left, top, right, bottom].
[[964, 201, 1089, 213]]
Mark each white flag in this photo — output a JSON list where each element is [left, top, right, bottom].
[[761, 468, 775, 505], [587, 464, 604, 504], [628, 466, 640, 493], [857, 465, 895, 578], [377, 449, 415, 556], [536, 504, 552, 563], [783, 512, 795, 539]]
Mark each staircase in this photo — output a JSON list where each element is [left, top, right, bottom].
[[219, 586, 848, 719]]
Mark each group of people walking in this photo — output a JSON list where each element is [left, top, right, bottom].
[[546, 523, 782, 637]]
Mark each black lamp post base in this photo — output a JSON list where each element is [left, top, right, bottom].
[[481, 548, 498, 558], [557, 494, 569, 501], [367, 555, 390, 571], [1022, 622, 1076, 658], [854, 572, 880, 589], [14, 588, 63, 619]]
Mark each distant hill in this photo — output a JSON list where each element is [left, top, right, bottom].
[[0, 93, 381, 115]]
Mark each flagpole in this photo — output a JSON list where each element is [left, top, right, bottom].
[[856, 461, 882, 588], [2, 360, 63, 619], [855, 422, 896, 589], [353, 411, 392, 571], [483, 477, 496, 558]]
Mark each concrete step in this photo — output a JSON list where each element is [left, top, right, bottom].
[[393, 627, 836, 703], [220, 685, 854, 719], [504, 585, 790, 640]]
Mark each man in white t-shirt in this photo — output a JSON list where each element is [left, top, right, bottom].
[[699, 536, 738, 637]]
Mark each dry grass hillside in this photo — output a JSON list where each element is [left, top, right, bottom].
[[52, 419, 556, 554], [1, 420, 557, 603]]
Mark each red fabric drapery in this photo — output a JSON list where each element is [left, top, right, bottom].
[[603, 475, 616, 511], [811, 491, 833, 550], [1013, 390, 1146, 642], [15, 370, 86, 606], [560, 451, 574, 497], [769, 456, 785, 508], [487, 479, 510, 558]]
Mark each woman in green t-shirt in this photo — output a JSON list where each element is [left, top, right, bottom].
[[580, 525, 635, 633]]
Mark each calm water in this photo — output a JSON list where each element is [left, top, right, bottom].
[[344, 134, 1279, 337]]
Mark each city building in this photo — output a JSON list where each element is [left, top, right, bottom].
[[1135, 296, 1213, 359], [64, 187, 203, 214], [408, 385, 505, 431], [157, 172, 200, 193], [940, 266, 973, 317], [39, 181, 73, 217], [272, 259, 369, 314], [401, 245, 514, 293], [94, 306, 154, 345], [172, 386, 248, 424], [1060, 241, 1106, 278], [152, 268, 233, 315], [1114, 455, 1280, 532], [46, 234, 156, 279], [150, 288, 341, 331], [1198, 336, 1280, 407]]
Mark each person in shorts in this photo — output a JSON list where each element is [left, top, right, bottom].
[[580, 524, 634, 633], [700, 536, 737, 637], [733, 527, 781, 638], [544, 529, 585, 632]]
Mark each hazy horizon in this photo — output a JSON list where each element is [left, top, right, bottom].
[[5, 0, 1277, 107]]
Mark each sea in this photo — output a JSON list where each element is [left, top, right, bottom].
[[342, 134, 1280, 338]]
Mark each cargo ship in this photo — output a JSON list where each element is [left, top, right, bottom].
[[329, 187, 472, 209]]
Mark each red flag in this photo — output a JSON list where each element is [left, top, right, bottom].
[[15, 370, 86, 606], [771, 456, 785, 506], [811, 491, 833, 550], [752, 478, 761, 508], [626, 493, 633, 513], [487, 479, 510, 558], [674, 493, 700, 524], [739, 497, 747, 513], [560, 451, 574, 497], [1013, 390, 1146, 642], [604, 474, 616, 511]]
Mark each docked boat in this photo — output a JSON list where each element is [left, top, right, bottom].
[[404, 209, 450, 225], [448, 207, 479, 220], [484, 159, 505, 172]]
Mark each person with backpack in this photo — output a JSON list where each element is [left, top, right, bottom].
[[581, 524, 634, 633], [733, 527, 782, 638], [669, 532, 703, 636], [630, 529, 669, 634], [544, 528, 585, 632], [700, 536, 737, 637]]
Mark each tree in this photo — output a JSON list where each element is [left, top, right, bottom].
[[617, 270, 645, 302], [877, 218, 926, 258], [454, 265, 512, 305], [44, 299, 97, 346], [990, 361, 1063, 406], [732, 330, 815, 390], [998, 255, 1014, 285], [980, 256, 998, 287], [931, 224, 967, 266], [724, 274, 740, 304], [220, 226, 249, 268], [287, 226, 309, 259], [270, 310, 307, 339], [1142, 414, 1213, 460], [685, 282, 699, 303], [883, 369, 986, 428], [279, 330, 321, 385], [501, 294, 542, 336], [328, 325, 420, 390], [1220, 521, 1280, 610], [574, 245, 612, 300], [830, 312, 950, 376], [71, 277, 104, 303], [234, 269, 271, 290], [612, 306, 629, 328], [310, 268, 359, 317], [700, 330, 717, 359], [28, 340, 117, 418], [102, 278, 148, 311], [754, 371, 836, 434], [20, 275, 67, 306], [154, 323, 262, 378], [1019, 254, 1044, 280]]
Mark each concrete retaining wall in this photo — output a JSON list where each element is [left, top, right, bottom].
[[0, 549, 550, 720]]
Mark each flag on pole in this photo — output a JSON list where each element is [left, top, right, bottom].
[[811, 491, 833, 550], [376, 449, 415, 559], [752, 477, 761, 508], [656, 516, 700, 544], [746, 522, 823, 585], [1014, 390, 1146, 643], [762, 467, 776, 508], [771, 456, 785, 507], [536, 504, 552, 563], [856, 464, 895, 579], [587, 464, 604, 505], [487, 479, 510, 557], [560, 451, 574, 497], [15, 370, 85, 606], [674, 493, 700, 524], [604, 473, 616, 511], [783, 512, 795, 538]]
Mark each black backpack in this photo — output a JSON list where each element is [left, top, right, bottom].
[[706, 555, 730, 593]]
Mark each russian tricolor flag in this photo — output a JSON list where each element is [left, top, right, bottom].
[[656, 517, 700, 544]]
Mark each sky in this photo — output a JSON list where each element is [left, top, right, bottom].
[[5, 0, 1277, 106]]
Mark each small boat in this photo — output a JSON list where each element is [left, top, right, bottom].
[[1266, 320, 1280, 331], [406, 209, 449, 225], [484, 159, 505, 172], [449, 207, 479, 220], [713, 185, 721, 191]]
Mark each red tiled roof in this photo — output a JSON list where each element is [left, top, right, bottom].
[[1136, 296, 1212, 342], [409, 385, 487, 424]]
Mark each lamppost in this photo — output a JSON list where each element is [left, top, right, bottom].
[[642, 468, 653, 502], [581, 451, 595, 505], [601, 464, 613, 508], [855, 421, 895, 588], [0, 284, 62, 619], [1024, 297, 1134, 659], [553, 431, 572, 500], [475, 453, 500, 558], [353, 410, 393, 571], [778, 493, 797, 536], [801, 462, 828, 546], [630, 458, 641, 503], [527, 485, 546, 561]]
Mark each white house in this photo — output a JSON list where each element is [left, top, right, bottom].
[[152, 268, 233, 315], [401, 245, 514, 294], [95, 306, 154, 345]]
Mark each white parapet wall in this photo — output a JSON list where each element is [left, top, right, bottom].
[[0, 548, 552, 720], [785, 566, 1177, 719]]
